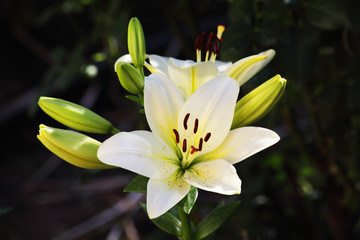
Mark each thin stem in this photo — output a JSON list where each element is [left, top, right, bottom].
[[177, 205, 193, 240]]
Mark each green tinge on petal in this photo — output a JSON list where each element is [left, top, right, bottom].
[[231, 75, 286, 129], [147, 174, 191, 219], [224, 49, 275, 86], [39, 97, 116, 134], [38, 124, 114, 169]]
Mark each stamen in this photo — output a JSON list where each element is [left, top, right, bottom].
[[195, 32, 206, 62], [173, 129, 180, 143], [193, 119, 199, 134], [210, 38, 221, 62], [194, 32, 206, 50], [183, 113, 190, 130], [204, 32, 215, 61], [204, 132, 211, 142], [182, 139, 187, 152], [198, 138, 203, 151]]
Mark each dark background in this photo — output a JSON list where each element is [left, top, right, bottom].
[[1, 0, 360, 239]]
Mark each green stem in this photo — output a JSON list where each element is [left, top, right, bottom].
[[177, 205, 192, 240]]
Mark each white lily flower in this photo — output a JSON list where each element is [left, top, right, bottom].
[[115, 49, 274, 99], [97, 73, 280, 219], [114, 25, 275, 99]]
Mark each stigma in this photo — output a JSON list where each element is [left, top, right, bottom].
[[173, 113, 212, 161]]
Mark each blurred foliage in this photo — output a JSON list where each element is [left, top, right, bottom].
[[1, 0, 360, 239], [220, 0, 360, 239]]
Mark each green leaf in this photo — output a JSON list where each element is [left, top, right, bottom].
[[125, 95, 143, 105], [195, 201, 240, 240], [140, 202, 181, 237], [123, 174, 148, 193], [183, 186, 198, 214]]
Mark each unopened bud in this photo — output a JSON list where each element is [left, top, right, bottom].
[[116, 62, 144, 94], [231, 74, 286, 128], [127, 17, 146, 68], [38, 97, 118, 134], [37, 125, 114, 169]]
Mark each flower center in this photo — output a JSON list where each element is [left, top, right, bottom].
[[194, 25, 225, 62], [173, 113, 211, 168]]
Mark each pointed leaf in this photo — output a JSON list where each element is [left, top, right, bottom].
[[125, 95, 143, 105], [183, 186, 198, 214], [195, 201, 240, 240], [123, 175, 149, 193], [140, 202, 181, 237]]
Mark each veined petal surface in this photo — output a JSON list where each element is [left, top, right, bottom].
[[184, 159, 241, 195], [178, 75, 239, 158], [168, 59, 219, 98], [144, 73, 184, 153], [97, 131, 179, 180], [147, 176, 191, 219], [199, 127, 280, 164]]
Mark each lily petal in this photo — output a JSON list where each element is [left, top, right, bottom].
[[214, 60, 232, 72], [144, 73, 185, 153], [178, 75, 239, 158], [184, 159, 241, 195], [114, 54, 133, 72], [97, 131, 179, 180], [224, 49, 275, 86], [168, 59, 219, 98], [147, 176, 191, 219], [199, 127, 280, 164], [146, 54, 170, 75]]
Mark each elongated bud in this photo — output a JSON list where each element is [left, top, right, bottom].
[[38, 97, 119, 134], [231, 75, 286, 129], [127, 17, 146, 68], [224, 49, 276, 86], [116, 62, 144, 94], [37, 125, 114, 169]]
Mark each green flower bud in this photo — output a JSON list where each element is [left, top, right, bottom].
[[127, 17, 146, 68], [116, 62, 144, 94], [231, 74, 286, 128], [37, 124, 114, 169], [38, 97, 119, 134]]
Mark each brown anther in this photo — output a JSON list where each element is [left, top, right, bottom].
[[198, 138, 203, 151], [205, 32, 215, 52], [193, 119, 199, 134], [183, 113, 190, 130], [204, 132, 211, 142], [194, 32, 206, 50], [182, 139, 187, 153], [173, 129, 180, 143], [213, 37, 221, 55]]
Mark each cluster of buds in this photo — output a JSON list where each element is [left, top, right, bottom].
[[37, 97, 119, 169]]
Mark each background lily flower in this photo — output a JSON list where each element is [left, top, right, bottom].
[[114, 49, 274, 99], [98, 73, 280, 219]]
